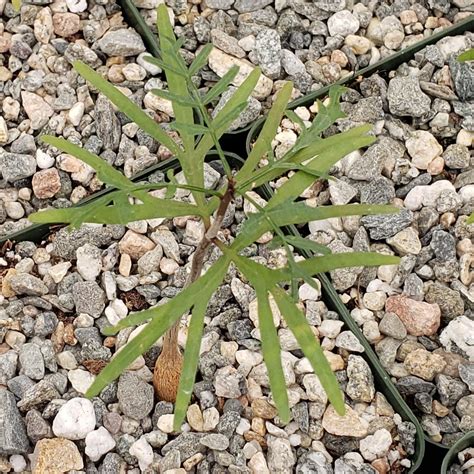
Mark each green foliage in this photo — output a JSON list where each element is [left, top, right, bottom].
[[458, 49, 474, 62], [31, 4, 402, 430]]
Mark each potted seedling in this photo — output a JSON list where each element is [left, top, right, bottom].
[[30, 5, 401, 430]]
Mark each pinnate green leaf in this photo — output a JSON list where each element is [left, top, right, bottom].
[[203, 66, 240, 104], [236, 256, 290, 423], [237, 81, 293, 184], [458, 49, 474, 62], [271, 286, 345, 416], [73, 61, 179, 156]]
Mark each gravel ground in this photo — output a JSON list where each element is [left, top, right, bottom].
[[252, 32, 474, 447], [1, 0, 474, 240], [0, 161, 420, 472], [137, 0, 474, 128], [0, 0, 175, 238]]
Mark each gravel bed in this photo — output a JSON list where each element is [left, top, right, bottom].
[[251, 32, 474, 447], [0, 0, 175, 238], [0, 160, 419, 472], [137, 0, 473, 128], [1, 1, 473, 241]]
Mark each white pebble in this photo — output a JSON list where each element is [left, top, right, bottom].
[[9, 455, 26, 473], [36, 149, 55, 169], [66, 0, 87, 12], [5, 202, 24, 219], [68, 102, 85, 126], [129, 436, 153, 471], [157, 414, 175, 433], [85, 427, 116, 461], [68, 368, 95, 394], [53, 398, 96, 440]]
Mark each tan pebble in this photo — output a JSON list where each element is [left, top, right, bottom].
[[52, 13, 81, 37], [432, 400, 450, 417], [427, 156, 444, 175], [251, 399, 277, 420], [118, 230, 155, 260], [118, 253, 132, 277], [1, 269, 17, 298], [32, 169, 61, 199]]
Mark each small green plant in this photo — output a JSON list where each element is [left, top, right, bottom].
[[31, 5, 400, 429]]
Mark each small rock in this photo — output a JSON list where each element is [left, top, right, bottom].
[[443, 144, 470, 169], [267, 436, 295, 472], [118, 372, 154, 421], [97, 29, 146, 57], [359, 429, 392, 461], [385, 295, 440, 336], [129, 436, 154, 471], [66, 0, 87, 12], [21, 92, 54, 130], [0, 390, 29, 455], [68, 368, 95, 394], [19, 343, 44, 380], [404, 349, 446, 381], [119, 230, 155, 260], [387, 76, 431, 117], [31, 438, 83, 473], [200, 434, 230, 451], [436, 374, 469, 406], [406, 131, 443, 170], [73, 281, 105, 318], [52, 397, 96, 440], [440, 316, 474, 363], [327, 10, 360, 36], [346, 355, 375, 402], [31, 169, 61, 199], [458, 364, 474, 392], [85, 427, 116, 462], [9, 274, 47, 297], [234, 0, 272, 13], [322, 404, 369, 437], [214, 366, 246, 398], [0, 153, 36, 183], [52, 13, 81, 37], [253, 29, 281, 79], [335, 331, 364, 352], [76, 244, 102, 281], [208, 48, 273, 100], [387, 227, 422, 255], [379, 312, 407, 340]]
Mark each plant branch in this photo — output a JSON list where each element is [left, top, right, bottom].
[[162, 178, 235, 352]]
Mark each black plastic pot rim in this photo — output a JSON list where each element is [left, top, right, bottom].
[[441, 430, 474, 474]]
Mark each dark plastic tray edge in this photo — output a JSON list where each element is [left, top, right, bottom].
[[441, 431, 474, 474]]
